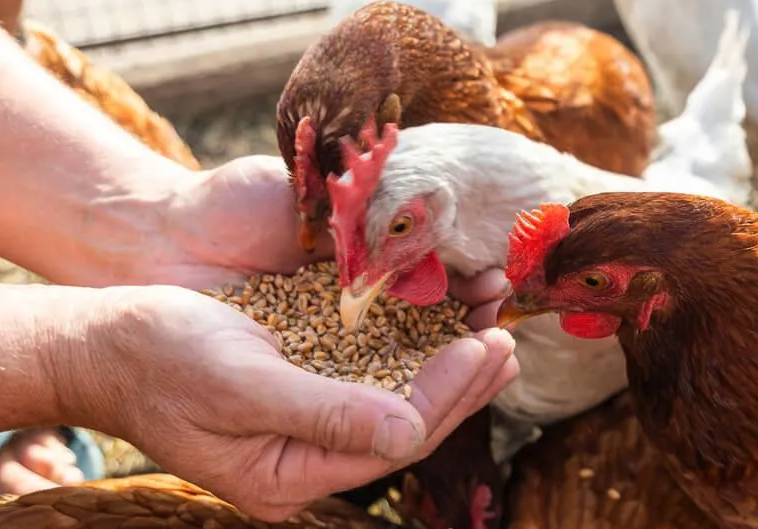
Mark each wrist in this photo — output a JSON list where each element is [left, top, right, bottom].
[[38, 284, 175, 440], [0, 284, 123, 432], [0, 159, 197, 287]]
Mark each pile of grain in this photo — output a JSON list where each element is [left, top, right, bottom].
[[203, 261, 472, 398]]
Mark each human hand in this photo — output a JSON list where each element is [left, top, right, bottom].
[[448, 268, 511, 331], [155, 156, 335, 290], [0, 429, 84, 495], [57, 285, 518, 521]]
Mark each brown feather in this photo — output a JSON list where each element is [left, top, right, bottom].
[[489, 21, 656, 176], [0, 474, 394, 529], [505, 391, 717, 529], [276, 1, 656, 246]]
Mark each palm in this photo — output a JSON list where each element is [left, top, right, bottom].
[[169, 156, 506, 332]]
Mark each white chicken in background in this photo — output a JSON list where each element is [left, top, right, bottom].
[[326, 10, 753, 473], [613, 0, 758, 202], [642, 8, 753, 209], [326, 0, 498, 46]]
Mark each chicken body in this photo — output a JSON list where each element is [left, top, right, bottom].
[[17, 19, 200, 170], [0, 474, 396, 529], [641, 9, 752, 208], [276, 0, 655, 251], [506, 391, 717, 529], [498, 192, 758, 529], [490, 20, 655, 177]]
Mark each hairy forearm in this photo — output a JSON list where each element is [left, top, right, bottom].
[[0, 283, 116, 431], [0, 30, 191, 285]]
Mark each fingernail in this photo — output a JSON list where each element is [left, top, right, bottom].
[[372, 415, 423, 461], [477, 328, 515, 357]]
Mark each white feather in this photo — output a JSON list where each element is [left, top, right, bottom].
[[643, 9, 753, 208]]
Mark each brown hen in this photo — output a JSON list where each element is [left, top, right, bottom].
[[9, 14, 200, 170], [498, 192, 758, 529], [505, 391, 716, 529], [276, 0, 655, 251], [0, 473, 397, 529], [490, 21, 655, 177]]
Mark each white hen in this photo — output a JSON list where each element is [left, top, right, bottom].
[[642, 8, 753, 208], [327, 11, 753, 470], [326, 0, 497, 46], [614, 0, 758, 204]]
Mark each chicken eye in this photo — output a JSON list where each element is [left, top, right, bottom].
[[579, 272, 609, 290], [389, 215, 413, 237]]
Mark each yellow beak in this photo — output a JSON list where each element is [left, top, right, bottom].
[[339, 272, 394, 332], [496, 294, 553, 330]]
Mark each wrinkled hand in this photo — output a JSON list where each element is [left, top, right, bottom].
[[164, 156, 335, 290], [67, 285, 518, 522], [448, 268, 510, 331]]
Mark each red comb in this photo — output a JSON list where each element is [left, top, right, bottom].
[[325, 114, 398, 213], [293, 116, 322, 207], [505, 203, 570, 288], [326, 116, 399, 283]]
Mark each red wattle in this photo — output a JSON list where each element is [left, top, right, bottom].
[[559, 312, 621, 339], [388, 252, 448, 306]]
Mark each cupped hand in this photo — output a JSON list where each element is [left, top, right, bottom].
[[67, 285, 518, 522], [163, 156, 335, 290]]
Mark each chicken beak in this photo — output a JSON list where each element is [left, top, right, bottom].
[[297, 216, 319, 254], [496, 293, 553, 329], [340, 272, 393, 332]]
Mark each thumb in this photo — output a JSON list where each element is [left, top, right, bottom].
[[253, 360, 427, 461]]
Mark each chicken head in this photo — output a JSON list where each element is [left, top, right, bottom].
[[326, 117, 450, 332], [496, 199, 671, 339]]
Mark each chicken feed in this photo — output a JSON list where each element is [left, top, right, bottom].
[[202, 261, 472, 399]]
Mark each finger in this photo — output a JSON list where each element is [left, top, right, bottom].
[[13, 431, 85, 486], [447, 268, 509, 308], [464, 299, 501, 331], [258, 334, 497, 500], [236, 358, 427, 461], [419, 328, 517, 448], [0, 452, 59, 495], [470, 353, 520, 413]]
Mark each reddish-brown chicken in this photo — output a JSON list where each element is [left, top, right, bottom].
[[491, 21, 655, 178], [505, 390, 717, 529], [276, 0, 655, 252], [497, 192, 758, 529], [0, 473, 398, 529]]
